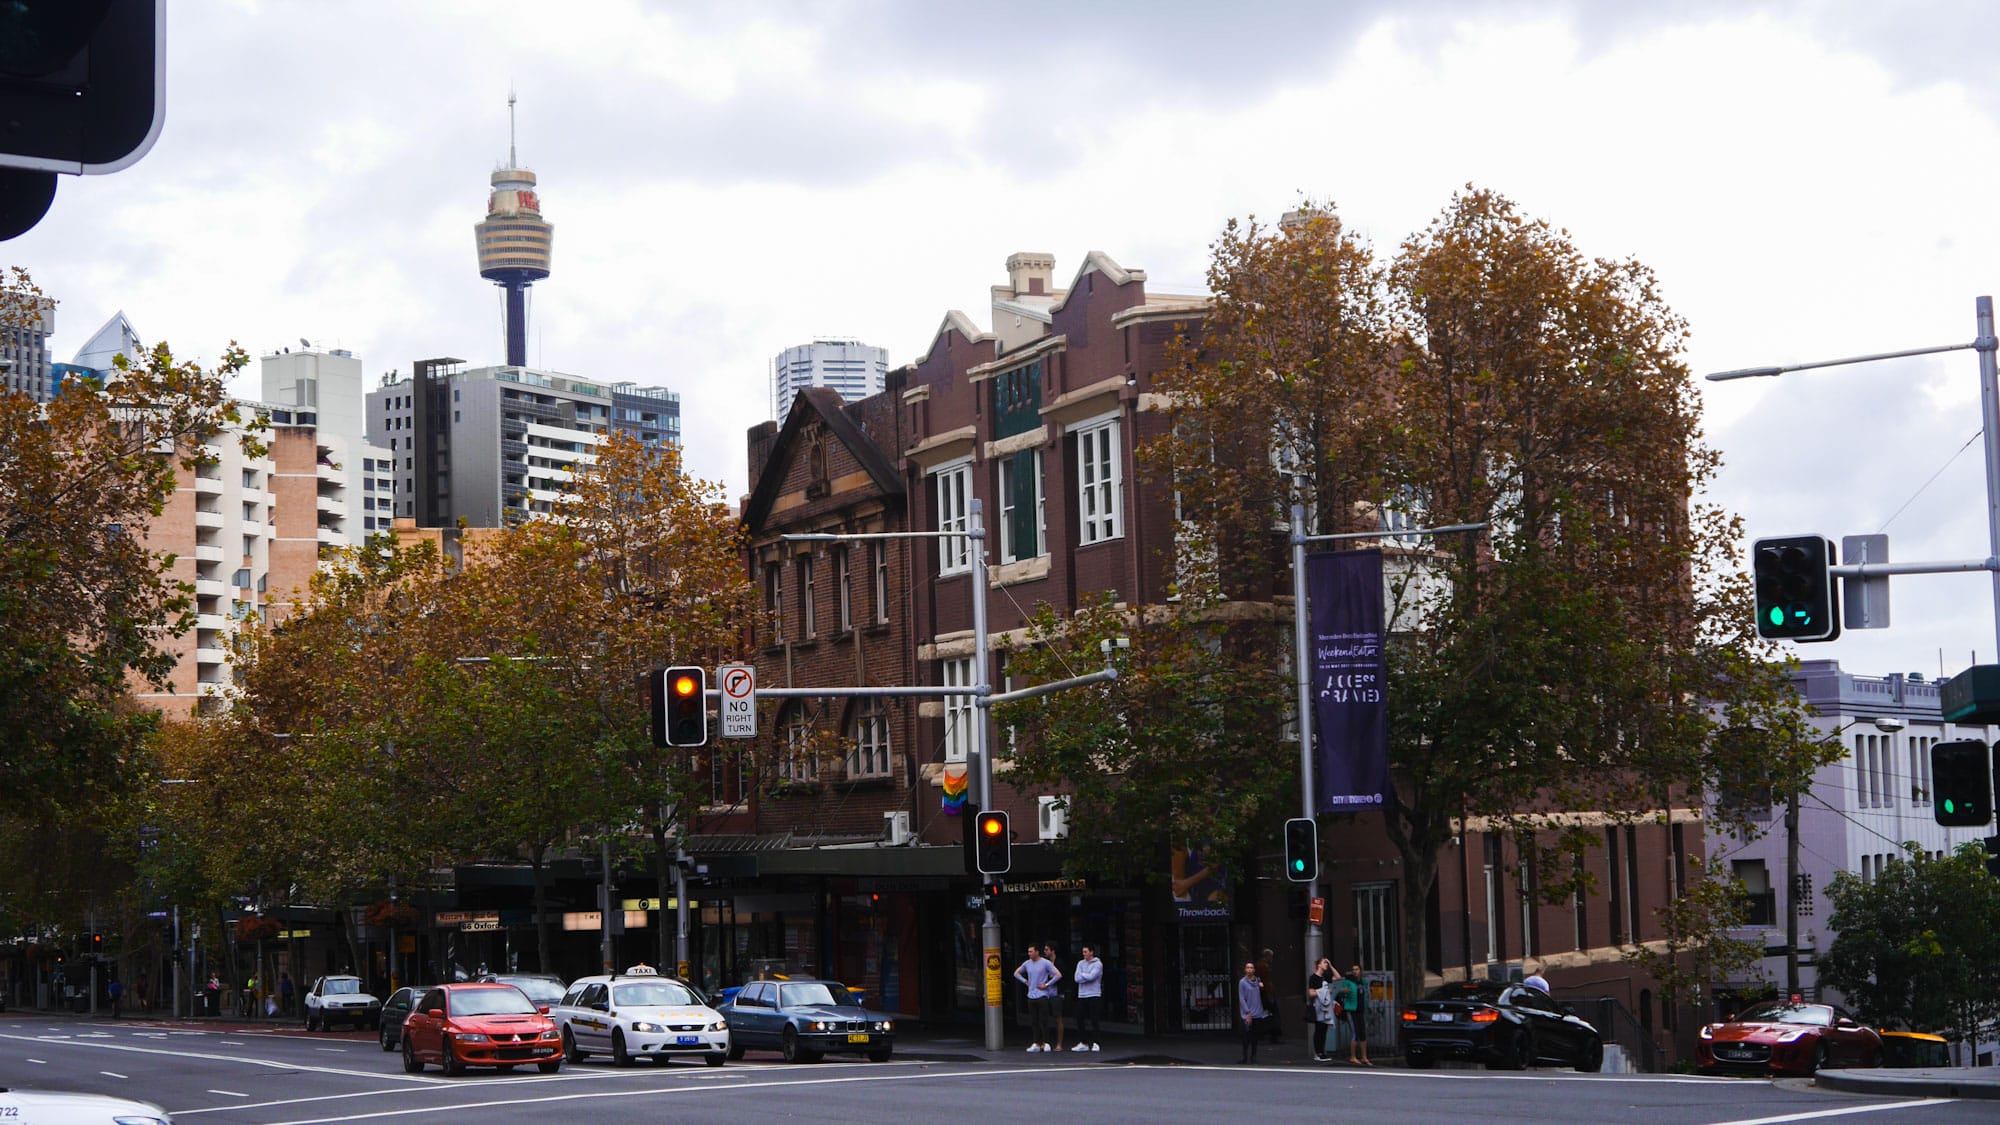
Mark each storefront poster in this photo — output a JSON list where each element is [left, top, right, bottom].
[[1170, 844, 1230, 922]]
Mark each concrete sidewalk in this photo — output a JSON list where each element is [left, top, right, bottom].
[[1814, 1067, 2000, 1100]]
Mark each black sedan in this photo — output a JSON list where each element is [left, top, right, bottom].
[[377, 985, 427, 1051], [1400, 981, 1603, 1071], [721, 979, 895, 1063]]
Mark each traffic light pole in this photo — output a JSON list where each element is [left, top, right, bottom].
[[1707, 297, 2000, 661], [1289, 507, 1485, 980]]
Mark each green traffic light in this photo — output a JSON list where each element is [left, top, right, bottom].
[[1290, 858, 1304, 872], [1767, 606, 1785, 627], [1945, 799, 1957, 814]]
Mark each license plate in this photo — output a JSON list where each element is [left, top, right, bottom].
[[676, 1035, 700, 1046], [847, 1033, 870, 1044], [1430, 1013, 1453, 1022]]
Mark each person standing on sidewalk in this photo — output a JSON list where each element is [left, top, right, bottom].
[[1238, 961, 1268, 1063], [1340, 965, 1373, 1066], [1041, 944, 1067, 1052], [1014, 946, 1058, 1052], [1256, 948, 1282, 1044], [1307, 958, 1339, 1061], [1071, 945, 1104, 1052]]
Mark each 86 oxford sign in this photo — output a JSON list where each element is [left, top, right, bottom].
[[719, 663, 756, 738]]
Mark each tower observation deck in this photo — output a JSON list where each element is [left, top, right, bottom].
[[474, 94, 553, 367]]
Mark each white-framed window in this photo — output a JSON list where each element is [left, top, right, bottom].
[[835, 547, 852, 632], [781, 714, 817, 783], [764, 562, 784, 644], [849, 699, 891, 779], [932, 460, 972, 575], [799, 554, 817, 639], [1075, 414, 1123, 545], [999, 450, 1046, 564], [871, 541, 890, 624], [943, 656, 974, 763]]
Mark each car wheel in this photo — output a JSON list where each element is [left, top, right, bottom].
[[612, 1028, 633, 1067], [306, 1010, 319, 1032], [1576, 1039, 1604, 1073], [726, 1042, 745, 1061], [867, 1048, 892, 1063], [442, 1042, 462, 1076], [379, 1024, 394, 1052], [538, 1058, 561, 1074], [562, 1027, 586, 1062], [705, 1053, 726, 1067], [1490, 1030, 1533, 1070], [782, 1026, 806, 1064], [401, 1037, 423, 1074], [1810, 1042, 1830, 1075]]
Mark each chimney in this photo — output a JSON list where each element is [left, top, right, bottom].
[[1005, 252, 1056, 297]]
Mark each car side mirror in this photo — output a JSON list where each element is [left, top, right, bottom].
[[1561, 1005, 1577, 1016], [592, 1001, 608, 1012], [1836, 1017, 1857, 1027], [537, 1005, 550, 1015], [426, 1008, 443, 1018]]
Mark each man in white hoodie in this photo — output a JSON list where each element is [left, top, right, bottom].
[[1070, 944, 1104, 1051]]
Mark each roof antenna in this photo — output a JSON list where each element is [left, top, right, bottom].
[[507, 88, 518, 168]]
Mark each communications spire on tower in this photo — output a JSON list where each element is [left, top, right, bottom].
[[474, 93, 552, 368]]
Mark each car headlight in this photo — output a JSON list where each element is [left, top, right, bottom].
[[631, 1021, 664, 1033], [875, 1020, 893, 1032], [708, 1019, 728, 1032], [454, 1032, 490, 1043], [807, 1020, 828, 1032], [1771, 1028, 1811, 1043], [1698, 1024, 1715, 1041]]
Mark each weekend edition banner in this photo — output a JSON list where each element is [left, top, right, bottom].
[[1307, 549, 1387, 811]]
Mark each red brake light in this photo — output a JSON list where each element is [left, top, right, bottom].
[[1401, 1008, 1418, 1022], [1470, 1007, 1500, 1022]]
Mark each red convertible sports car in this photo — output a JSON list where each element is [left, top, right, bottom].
[[1696, 999, 1882, 1075]]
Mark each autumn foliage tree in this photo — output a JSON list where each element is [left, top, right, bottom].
[[1149, 190, 1809, 1007]]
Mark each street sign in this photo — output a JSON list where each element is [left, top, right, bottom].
[[1841, 534, 1891, 629], [719, 663, 756, 738]]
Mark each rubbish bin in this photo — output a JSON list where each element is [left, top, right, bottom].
[[71, 991, 88, 1014], [199, 990, 217, 1017]]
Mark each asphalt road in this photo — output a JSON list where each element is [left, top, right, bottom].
[[0, 1020, 1991, 1124]]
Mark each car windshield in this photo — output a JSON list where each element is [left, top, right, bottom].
[[779, 983, 844, 1008], [451, 988, 537, 1016], [1737, 1002, 1832, 1026], [496, 977, 565, 1004], [613, 981, 698, 1007], [1422, 982, 1507, 1003], [323, 978, 362, 995]]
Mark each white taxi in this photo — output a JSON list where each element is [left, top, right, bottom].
[[552, 965, 729, 1067]]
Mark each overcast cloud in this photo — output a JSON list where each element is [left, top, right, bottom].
[[12, 0, 2000, 682]]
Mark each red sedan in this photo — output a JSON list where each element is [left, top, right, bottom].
[[1697, 999, 1882, 1076], [401, 983, 564, 1075]]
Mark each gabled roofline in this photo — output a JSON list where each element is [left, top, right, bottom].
[[743, 386, 904, 530]]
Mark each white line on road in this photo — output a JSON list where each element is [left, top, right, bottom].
[[219, 1040, 245, 1046], [316, 1047, 349, 1053], [1711, 1100, 1956, 1125], [207, 1090, 249, 1098], [25, 1058, 45, 1064], [99, 1071, 125, 1079], [0, 1031, 447, 1086]]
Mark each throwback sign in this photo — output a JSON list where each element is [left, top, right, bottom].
[[1307, 549, 1387, 811]]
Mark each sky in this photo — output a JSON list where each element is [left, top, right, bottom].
[[12, 0, 2000, 685]]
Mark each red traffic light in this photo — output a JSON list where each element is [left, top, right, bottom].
[[981, 816, 1004, 837], [974, 811, 1010, 875], [672, 674, 698, 698]]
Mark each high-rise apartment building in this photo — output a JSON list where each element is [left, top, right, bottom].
[[1, 288, 55, 400], [260, 346, 397, 542], [369, 363, 675, 529], [770, 338, 888, 424]]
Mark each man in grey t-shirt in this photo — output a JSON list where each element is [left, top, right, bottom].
[[1014, 946, 1058, 1052], [1071, 945, 1104, 1051]]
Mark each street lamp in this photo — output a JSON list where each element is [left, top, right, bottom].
[[1706, 297, 2000, 660]]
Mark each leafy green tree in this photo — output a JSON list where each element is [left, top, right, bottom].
[[994, 591, 1296, 886], [1819, 843, 2000, 1051], [0, 267, 255, 819], [1625, 861, 1765, 1032]]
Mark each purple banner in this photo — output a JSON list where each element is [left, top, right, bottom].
[[1308, 549, 1387, 811]]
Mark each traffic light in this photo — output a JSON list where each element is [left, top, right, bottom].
[[0, 1, 165, 239], [655, 666, 708, 747], [89, 931, 104, 956], [1752, 535, 1840, 642], [974, 810, 1010, 876], [1284, 817, 1318, 882], [1931, 740, 1992, 827]]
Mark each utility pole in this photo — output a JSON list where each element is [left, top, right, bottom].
[[1785, 789, 1800, 996]]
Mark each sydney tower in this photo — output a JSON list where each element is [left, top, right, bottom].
[[474, 95, 552, 368]]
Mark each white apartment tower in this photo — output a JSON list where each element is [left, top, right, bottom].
[[770, 338, 888, 424], [261, 346, 398, 542]]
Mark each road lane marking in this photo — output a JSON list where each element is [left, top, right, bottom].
[[220, 1040, 246, 1046], [0, 1030, 449, 1085], [25, 1058, 45, 1064], [99, 1071, 126, 1078], [316, 1048, 348, 1053], [1712, 1100, 1956, 1125], [207, 1090, 249, 1098]]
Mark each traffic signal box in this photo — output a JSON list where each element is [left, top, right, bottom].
[[974, 810, 1011, 876], [1284, 817, 1318, 882], [655, 666, 708, 747], [1753, 535, 1840, 642], [1931, 740, 1993, 827]]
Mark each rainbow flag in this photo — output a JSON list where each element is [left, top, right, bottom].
[[941, 764, 969, 813]]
